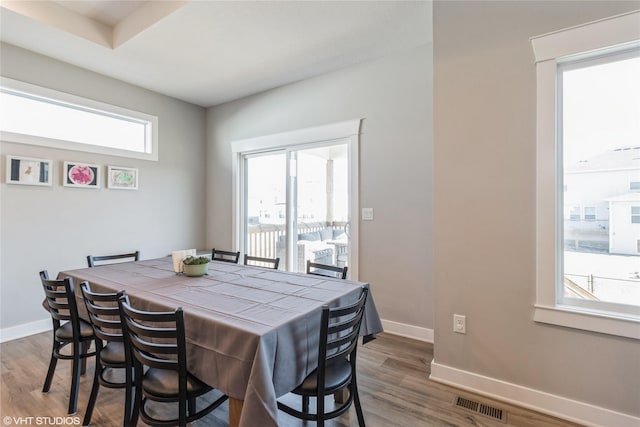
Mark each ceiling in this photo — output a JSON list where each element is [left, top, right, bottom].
[[0, 1, 431, 107]]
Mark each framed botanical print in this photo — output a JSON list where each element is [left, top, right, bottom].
[[107, 166, 138, 190], [63, 161, 100, 188]]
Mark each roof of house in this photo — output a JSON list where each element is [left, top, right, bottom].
[[605, 192, 640, 203], [566, 146, 640, 172]]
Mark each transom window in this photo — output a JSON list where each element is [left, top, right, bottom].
[[0, 77, 158, 161]]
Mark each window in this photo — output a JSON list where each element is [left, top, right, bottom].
[[631, 181, 640, 190], [633, 207, 640, 224], [583, 207, 596, 221], [569, 206, 581, 221], [531, 10, 640, 339], [0, 77, 158, 161]]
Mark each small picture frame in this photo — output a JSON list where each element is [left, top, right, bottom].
[[107, 166, 138, 190], [6, 155, 53, 186], [63, 161, 100, 188]]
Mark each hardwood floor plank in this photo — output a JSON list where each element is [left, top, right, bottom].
[[0, 332, 584, 426]]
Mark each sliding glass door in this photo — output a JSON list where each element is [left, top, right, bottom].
[[242, 142, 350, 274]]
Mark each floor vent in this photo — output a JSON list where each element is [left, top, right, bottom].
[[454, 396, 507, 423]]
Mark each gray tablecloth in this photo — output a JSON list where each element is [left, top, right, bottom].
[[59, 257, 383, 427]]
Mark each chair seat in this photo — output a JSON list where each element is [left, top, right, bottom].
[[54, 319, 95, 341], [99, 341, 126, 365], [294, 358, 352, 394], [142, 368, 211, 399]]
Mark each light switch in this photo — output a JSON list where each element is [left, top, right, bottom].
[[362, 208, 374, 221]]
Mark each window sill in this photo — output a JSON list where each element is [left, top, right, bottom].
[[534, 304, 640, 339]]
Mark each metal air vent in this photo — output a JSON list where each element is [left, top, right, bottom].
[[454, 396, 507, 423]]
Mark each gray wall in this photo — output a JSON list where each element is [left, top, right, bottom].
[[433, 0, 640, 417], [0, 43, 207, 330], [206, 44, 433, 331]]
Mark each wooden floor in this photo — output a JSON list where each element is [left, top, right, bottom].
[[0, 332, 584, 426]]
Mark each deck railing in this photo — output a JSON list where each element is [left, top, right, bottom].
[[246, 221, 346, 259]]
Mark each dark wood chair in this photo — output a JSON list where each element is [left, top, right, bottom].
[[277, 287, 369, 427], [40, 271, 97, 415], [81, 283, 131, 427], [244, 254, 280, 269], [306, 260, 348, 279], [211, 248, 240, 264], [87, 251, 140, 267], [118, 295, 228, 427]]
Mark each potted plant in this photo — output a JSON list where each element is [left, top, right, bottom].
[[182, 255, 210, 277]]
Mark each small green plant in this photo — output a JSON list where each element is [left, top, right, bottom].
[[182, 256, 210, 265]]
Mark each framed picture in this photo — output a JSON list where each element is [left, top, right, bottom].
[[107, 166, 138, 190], [63, 161, 100, 188], [6, 155, 53, 186]]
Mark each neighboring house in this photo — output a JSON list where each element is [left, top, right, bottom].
[[564, 146, 640, 255], [608, 192, 640, 255]]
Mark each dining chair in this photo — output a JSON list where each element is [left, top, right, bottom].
[[277, 287, 369, 427], [118, 295, 228, 427], [244, 254, 280, 270], [87, 251, 140, 267], [306, 260, 348, 280], [211, 248, 240, 264], [81, 283, 131, 427], [40, 271, 97, 415]]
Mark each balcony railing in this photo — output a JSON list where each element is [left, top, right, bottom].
[[246, 221, 346, 260]]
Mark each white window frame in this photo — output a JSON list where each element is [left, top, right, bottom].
[[0, 77, 158, 161], [531, 10, 640, 339], [231, 119, 361, 279]]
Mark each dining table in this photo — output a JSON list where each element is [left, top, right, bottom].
[[58, 256, 383, 427]]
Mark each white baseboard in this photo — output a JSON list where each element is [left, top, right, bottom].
[[381, 318, 434, 343], [430, 361, 640, 427], [0, 318, 51, 343]]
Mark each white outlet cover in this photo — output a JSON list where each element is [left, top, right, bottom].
[[362, 208, 374, 221]]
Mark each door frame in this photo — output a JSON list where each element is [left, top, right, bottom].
[[231, 119, 362, 279]]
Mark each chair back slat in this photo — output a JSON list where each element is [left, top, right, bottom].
[[307, 260, 348, 279], [87, 251, 139, 267], [319, 287, 368, 365], [81, 283, 123, 342], [40, 272, 81, 327], [244, 254, 280, 269], [119, 296, 185, 372], [211, 248, 240, 263]]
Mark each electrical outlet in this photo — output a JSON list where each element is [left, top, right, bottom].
[[362, 208, 374, 221], [453, 314, 466, 334]]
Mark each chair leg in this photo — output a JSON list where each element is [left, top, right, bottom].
[[68, 342, 82, 415], [42, 344, 58, 393], [81, 341, 90, 375], [302, 395, 309, 413], [123, 367, 133, 427], [317, 393, 325, 427], [351, 381, 366, 427], [179, 397, 187, 427], [130, 367, 143, 427], [188, 395, 197, 416], [82, 358, 101, 426]]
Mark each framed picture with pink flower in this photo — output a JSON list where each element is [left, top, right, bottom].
[[63, 161, 100, 188]]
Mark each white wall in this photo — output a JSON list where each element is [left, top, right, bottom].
[[0, 43, 207, 335], [206, 44, 434, 334], [433, 1, 640, 424]]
